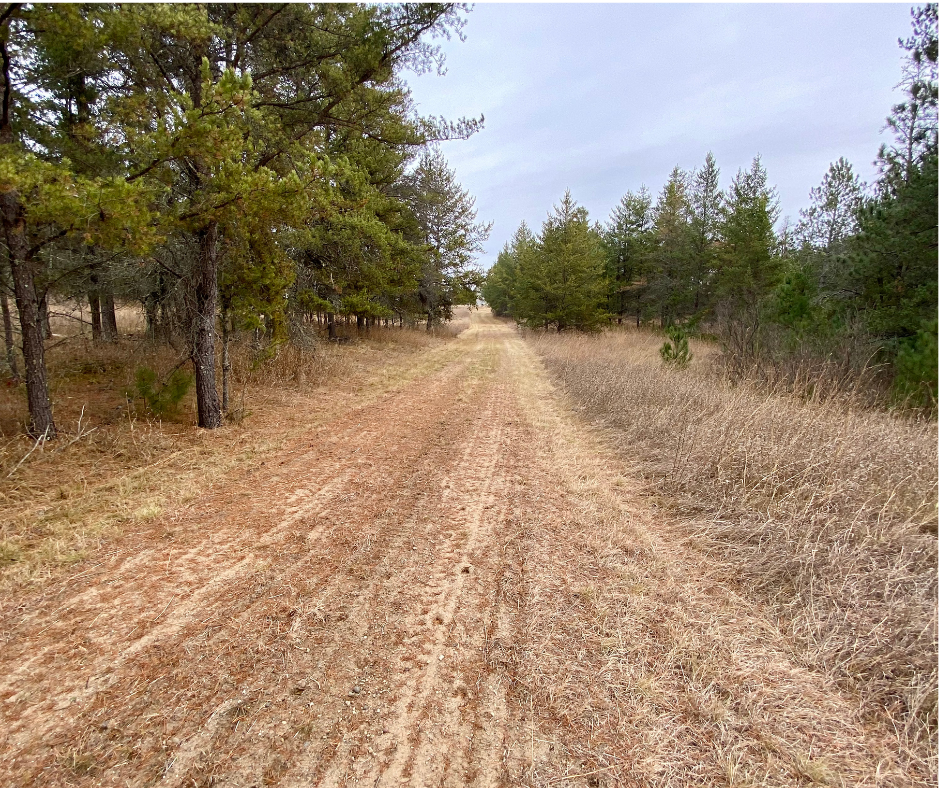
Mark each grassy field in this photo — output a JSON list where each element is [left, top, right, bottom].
[[528, 325, 938, 777]]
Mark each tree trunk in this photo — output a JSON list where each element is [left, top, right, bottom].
[[88, 277, 102, 342], [221, 307, 230, 414], [327, 313, 336, 339], [0, 10, 52, 435], [184, 37, 222, 428], [356, 314, 364, 331], [39, 295, 51, 339], [426, 311, 433, 332], [144, 296, 159, 340], [1, 268, 19, 380], [191, 221, 222, 429], [101, 283, 118, 341], [1, 192, 55, 437]]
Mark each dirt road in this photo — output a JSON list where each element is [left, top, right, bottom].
[[0, 311, 914, 786]]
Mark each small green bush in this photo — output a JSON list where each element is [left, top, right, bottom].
[[134, 365, 193, 418], [892, 319, 938, 413], [660, 326, 693, 368]]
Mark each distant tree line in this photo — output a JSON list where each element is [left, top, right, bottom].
[[0, 3, 490, 437], [483, 4, 938, 410]]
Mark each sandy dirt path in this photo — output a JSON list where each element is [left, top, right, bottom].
[[0, 311, 915, 787]]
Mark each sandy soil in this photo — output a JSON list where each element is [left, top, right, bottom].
[[0, 311, 916, 787]]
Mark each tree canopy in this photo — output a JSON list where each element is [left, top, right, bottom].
[[0, 2, 489, 435]]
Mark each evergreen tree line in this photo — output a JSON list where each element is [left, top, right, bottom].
[[0, 3, 491, 437], [483, 5, 938, 410]]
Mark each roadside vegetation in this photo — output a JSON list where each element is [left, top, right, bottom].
[[0, 3, 488, 440], [530, 327, 938, 777], [483, 5, 938, 414], [480, 5, 939, 776], [0, 2, 493, 589]]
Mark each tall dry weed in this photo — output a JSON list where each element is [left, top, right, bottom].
[[530, 327, 938, 772]]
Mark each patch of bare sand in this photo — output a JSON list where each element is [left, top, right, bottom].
[[0, 311, 917, 787]]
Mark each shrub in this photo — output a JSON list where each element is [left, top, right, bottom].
[[134, 365, 193, 418], [893, 319, 938, 413], [659, 325, 692, 368]]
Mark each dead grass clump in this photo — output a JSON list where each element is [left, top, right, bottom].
[[528, 327, 938, 773], [227, 320, 454, 394], [440, 305, 474, 336], [360, 324, 447, 346], [228, 334, 353, 394]]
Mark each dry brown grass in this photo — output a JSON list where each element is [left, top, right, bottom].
[[45, 300, 146, 338], [0, 310, 466, 589], [490, 332, 920, 785], [526, 325, 938, 778]]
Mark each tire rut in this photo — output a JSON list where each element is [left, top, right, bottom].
[[295, 377, 517, 788]]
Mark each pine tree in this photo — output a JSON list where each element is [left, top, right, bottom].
[[603, 187, 653, 326], [878, 4, 938, 189], [688, 152, 722, 316], [797, 158, 865, 255], [403, 150, 490, 329], [482, 222, 535, 318], [29, 4, 125, 343], [515, 192, 607, 332], [648, 166, 693, 326], [481, 245, 515, 317], [111, 4, 473, 426], [847, 4, 937, 407], [773, 157, 865, 341], [0, 4, 156, 437], [716, 156, 781, 312]]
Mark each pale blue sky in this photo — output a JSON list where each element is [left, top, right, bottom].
[[406, 3, 917, 269]]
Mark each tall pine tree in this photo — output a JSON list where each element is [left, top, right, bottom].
[[603, 187, 653, 326], [514, 192, 607, 331], [648, 166, 693, 326], [688, 152, 722, 316], [716, 156, 781, 312]]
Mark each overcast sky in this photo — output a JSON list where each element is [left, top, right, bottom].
[[406, 3, 917, 270]]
